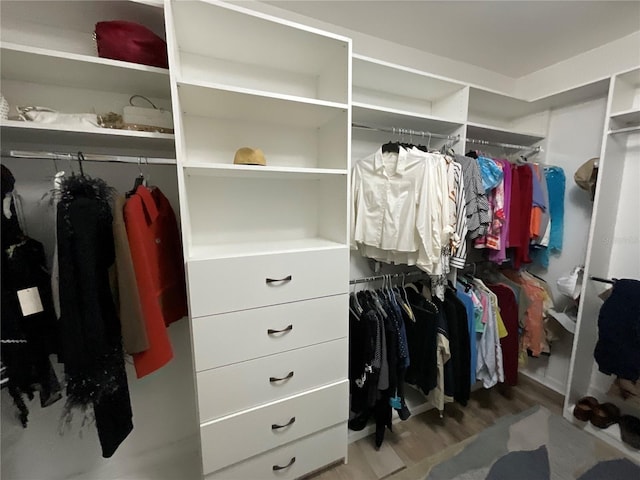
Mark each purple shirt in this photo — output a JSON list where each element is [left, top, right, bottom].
[[489, 159, 512, 263]]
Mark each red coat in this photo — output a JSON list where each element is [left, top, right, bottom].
[[124, 185, 187, 378]]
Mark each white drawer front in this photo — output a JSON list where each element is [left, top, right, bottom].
[[197, 338, 347, 422], [192, 295, 347, 371], [206, 423, 347, 480], [187, 248, 348, 317], [200, 380, 348, 475]]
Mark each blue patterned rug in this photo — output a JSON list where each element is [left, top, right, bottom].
[[426, 406, 639, 480]]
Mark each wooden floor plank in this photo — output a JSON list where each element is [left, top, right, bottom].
[[358, 438, 405, 479], [308, 377, 564, 480]]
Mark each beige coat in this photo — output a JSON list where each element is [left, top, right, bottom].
[[113, 195, 149, 354]]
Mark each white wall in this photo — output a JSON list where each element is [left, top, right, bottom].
[[248, 2, 639, 103], [523, 96, 607, 393], [608, 132, 640, 280], [517, 32, 640, 101], [244, 0, 517, 94], [0, 159, 201, 480]]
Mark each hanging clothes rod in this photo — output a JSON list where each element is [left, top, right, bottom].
[[2, 150, 176, 165], [466, 138, 542, 152], [350, 270, 428, 285], [590, 276, 617, 285], [608, 125, 640, 136], [351, 123, 460, 143]]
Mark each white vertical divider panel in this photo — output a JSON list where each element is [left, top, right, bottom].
[[564, 78, 618, 408]]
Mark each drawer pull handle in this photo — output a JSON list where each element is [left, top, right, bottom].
[[271, 416, 296, 430], [272, 456, 296, 471], [269, 371, 294, 383], [267, 324, 293, 335], [266, 275, 292, 284]]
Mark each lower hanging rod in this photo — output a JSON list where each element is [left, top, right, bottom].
[[3, 149, 176, 165], [351, 123, 460, 142], [350, 270, 428, 285]]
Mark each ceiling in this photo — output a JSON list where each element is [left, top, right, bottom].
[[265, 1, 640, 77]]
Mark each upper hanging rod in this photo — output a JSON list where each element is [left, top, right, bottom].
[[466, 137, 542, 152], [351, 123, 460, 143], [350, 270, 428, 285], [2, 150, 176, 165]]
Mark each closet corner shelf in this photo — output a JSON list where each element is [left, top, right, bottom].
[[466, 122, 545, 146], [183, 163, 347, 179], [129, 0, 164, 7], [1, 120, 175, 152], [565, 405, 640, 462], [188, 238, 347, 261], [352, 103, 464, 133], [609, 108, 640, 127], [546, 308, 576, 334], [1, 41, 171, 98]]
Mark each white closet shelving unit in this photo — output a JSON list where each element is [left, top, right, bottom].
[[165, 0, 351, 478], [348, 53, 619, 441], [0, 0, 175, 159], [349, 55, 469, 441], [564, 66, 640, 462]]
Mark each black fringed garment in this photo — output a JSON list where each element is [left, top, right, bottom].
[[57, 174, 133, 458]]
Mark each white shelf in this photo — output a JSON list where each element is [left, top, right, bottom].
[[469, 87, 540, 119], [547, 308, 577, 334], [352, 55, 467, 122], [466, 122, 545, 146], [1, 120, 175, 156], [183, 163, 347, 179], [352, 54, 465, 103], [0, 42, 170, 98], [565, 406, 640, 462], [188, 238, 347, 261], [352, 103, 463, 135], [177, 81, 348, 129], [610, 108, 640, 127]]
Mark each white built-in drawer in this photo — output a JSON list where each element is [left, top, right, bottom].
[[205, 423, 347, 480], [200, 380, 348, 475], [192, 295, 347, 371], [197, 338, 347, 422], [187, 248, 348, 317]]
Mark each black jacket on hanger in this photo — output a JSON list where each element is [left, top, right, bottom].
[[444, 289, 471, 406], [1, 165, 62, 427], [57, 174, 133, 458]]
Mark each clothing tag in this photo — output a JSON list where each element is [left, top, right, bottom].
[[17, 287, 44, 317]]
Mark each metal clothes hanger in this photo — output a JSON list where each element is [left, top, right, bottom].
[[76, 152, 85, 177]]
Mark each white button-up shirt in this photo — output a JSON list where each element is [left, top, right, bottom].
[[351, 147, 452, 274], [351, 147, 426, 253]]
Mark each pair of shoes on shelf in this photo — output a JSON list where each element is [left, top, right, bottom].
[[573, 396, 620, 428], [574, 396, 640, 450]]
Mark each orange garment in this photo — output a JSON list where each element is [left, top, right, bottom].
[[502, 270, 545, 357], [530, 206, 542, 238], [529, 165, 542, 238], [124, 185, 188, 378]]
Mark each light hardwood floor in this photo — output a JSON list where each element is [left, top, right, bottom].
[[307, 376, 564, 480]]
